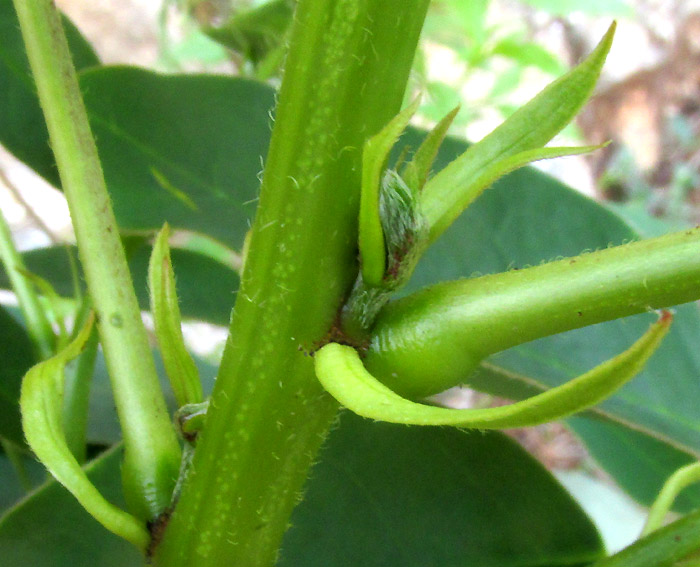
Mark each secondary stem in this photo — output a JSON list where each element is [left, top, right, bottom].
[[13, 0, 181, 521], [0, 205, 54, 359], [153, 1, 429, 565]]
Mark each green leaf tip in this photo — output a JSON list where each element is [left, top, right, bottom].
[[359, 98, 421, 287], [401, 104, 460, 193], [315, 310, 670, 429], [420, 21, 616, 244], [149, 223, 203, 408], [20, 314, 151, 550]]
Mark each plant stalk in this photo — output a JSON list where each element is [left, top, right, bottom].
[[12, 0, 181, 521], [152, 1, 430, 565], [0, 206, 54, 359]]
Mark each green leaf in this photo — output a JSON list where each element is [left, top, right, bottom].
[[0, 243, 239, 326], [401, 105, 459, 193], [148, 224, 203, 407], [0, 445, 144, 567], [0, 305, 36, 446], [492, 37, 566, 75], [0, 0, 99, 186], [20, 316, 149, 550], [78, 68, 274, 249], [279, 412, 603, 566], [2, 64, 273, 250], [420, 23, 615, 243], [0, 450, 45, 513], [518, 0, 633, 17], [203, 0, 293, 65], [316, 312, 669, 428]]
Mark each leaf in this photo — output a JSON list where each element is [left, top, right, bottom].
[[0, 243, 239, 326], [0, 305, 36, 446], [0, 0, 99, 186], [401, 105, 459, 193], [78, 68, 274, 249], [518, 0, 633, 17], [20, 316, 149, 550], [148, 224, 203, 407], [279, 411, 603, 566], [315, 312, 669, 428], [0, 449, 45, 513], [203, 0, 294, 65], [1, 64, 274, 250], [420, 23, 615, 243], [0, 445, 143, 567], [492, 37, 566, 75]]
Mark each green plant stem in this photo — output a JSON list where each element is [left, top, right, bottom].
[[367, 226, 700, 399], [152, 1, 429, 565], [590, 508, 700, 567], [643, 462, 700, 536], [12, 0, 181, 522], [0, 206, 54, 359]]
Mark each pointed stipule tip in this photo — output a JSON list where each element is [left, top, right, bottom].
[[659, 310, 673, 325]]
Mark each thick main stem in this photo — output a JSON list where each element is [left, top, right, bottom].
[[12, 0, 181, 521], [153, 1, 429, 565]]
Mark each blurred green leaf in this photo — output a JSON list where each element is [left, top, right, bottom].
[[204, 0, 293, 65], [492, 37, 565, 75], [0, 243, 239, 327], [1, 65, 274, 250], [488, 65, 523, 99], [0, 445, 143, 567], [0, 305, 36, 446], [0, 450, 45, 513], [280, 412, 603, 566], [78, 68, 273, 249], [518, 0, 633, 17], [0, 0, 99, 186]]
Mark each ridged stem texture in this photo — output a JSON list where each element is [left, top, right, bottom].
[[152, 1, 430, 565]]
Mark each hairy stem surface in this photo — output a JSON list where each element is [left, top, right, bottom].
[[153, 1, 429, 565]]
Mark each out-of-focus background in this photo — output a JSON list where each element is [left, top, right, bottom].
[[2, 0, 699, 550]]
